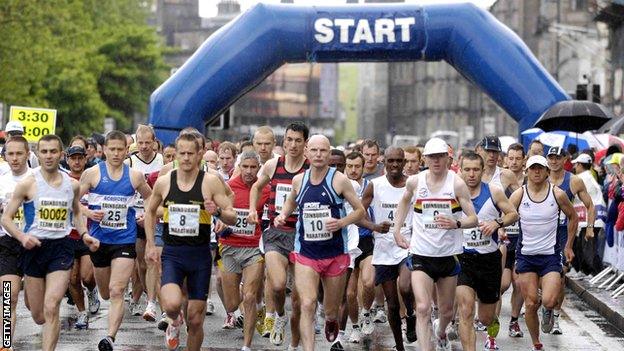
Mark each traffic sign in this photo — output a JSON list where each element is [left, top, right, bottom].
[[8, 106, 57, 142]]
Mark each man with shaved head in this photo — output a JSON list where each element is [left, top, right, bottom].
[[358, 146, 417, 350], [275, 134, 365, 351], [203, 150, 218, 170]]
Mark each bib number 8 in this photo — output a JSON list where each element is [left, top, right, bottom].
[[180, 215, 186, 226]]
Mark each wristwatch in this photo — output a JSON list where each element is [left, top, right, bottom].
[[495, 218, 504, 228], [456, 220, 462, 229]]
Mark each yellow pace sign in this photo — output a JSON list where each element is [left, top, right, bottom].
[[8, 106, 57, 142]]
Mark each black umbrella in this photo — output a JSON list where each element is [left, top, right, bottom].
[[598, 115, 624, 135], [534, 100, 615, 133]]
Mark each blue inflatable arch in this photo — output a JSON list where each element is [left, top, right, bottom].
[[149, 2, 569, 144]]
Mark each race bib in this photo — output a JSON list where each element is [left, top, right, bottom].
[[168, 204, 200, 237], [275, 184, 298, 214], [231, 208, 256, 236], [303, 207, 332, 241], [574, 205, 587, 222], [380, 202, 407, 229], [505, 221, 520, 237], [422, 200, 452, 229], [100, 200, 129, 230], [38, 198, 69, 231], [13, 207, 24, 229], [134, 193, 145, 216], [463, 228, 490, 248]]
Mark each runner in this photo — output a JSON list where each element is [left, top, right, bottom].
[[65, 145, 100, 330], [247, 122, 310, 348], [329, 149, 346, 174], [392, 137, 478, 351], [79, 130, 152, 351], [274, 134, 365, 351], [499, 143, 526, 337], [145, 132, 236, 351], [457, 151, 519, 351], [362, 139, 384, 180], [125, 124, 164, 320], [360, 146, 417, 350], [508, 155, 578, 351], [0, 136, 33, 346], [546, 146, 595, 335], [216, 150, 269, 351], [1, 134, 94, 351], [477, 136, 518, 193], [403, 145, 421, 176], [343, 151, 376, 343], [217, 141, 237, 181]]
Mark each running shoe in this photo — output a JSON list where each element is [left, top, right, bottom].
[[223, 312, 237, 329], [206, 299, 215, 316], [405, 314, 417, 343], [236, 314, 245, 329], [165, 313, 184, 350], [143, 300, 158, 322], [349, 326, 361, 343], [330, 338, 345, 351], [87, 288, 101, 314], [474, 320, 486, 331], [75, 311, 89, 330], [314, 316, 321, 334], [433, 318, 451, 351], [158, 312, 171, 332], [445, 320, 458, 341], [484, 336, 499, 350], [98, 336, 114, 351], [531, 343, 544, 351], [551, 314, 562, 335], [487, 318, 500, 338], [374, 308, 388, 323], [325, 319, 339, 342], [255, 305, 266, 335], [360, 312, 374, 335], [262, 315, 274, 338], [509, 320, 524, 337], [270, 314, 287, 345], [540, 308, 554, 334], [129, 301, 142, 316]]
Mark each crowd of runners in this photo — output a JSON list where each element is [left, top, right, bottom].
[[0, 119, 609, 351]]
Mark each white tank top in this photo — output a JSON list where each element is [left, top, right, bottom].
[[518, 184, 560, 255], [463, 183, 501, 254], [411, 170, 463, 257], [488, 166, 503, 189], [0, 169, 33, 237], [370, 176, 411, 265], [129, 153, 163, 215], [25, 169, 74, 239]]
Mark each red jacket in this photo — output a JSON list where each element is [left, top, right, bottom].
[[220, 175, 270, 247]]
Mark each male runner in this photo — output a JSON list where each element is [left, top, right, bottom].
[[499, 143, 526, 337], [343, 151, 376, 342], [1, 134, 93, 351], [362, 139, 384, 180], [125, 124, 164, 320], [65, 145, 100, 330], [275, 135, 365, 351], [217, 150, 269, 351], [477, 136, 518, 193], [457, 152, 519, 351], [393, 137, 478, 351], [546, 146, 594, 334], [80, 131, 152, 351], [509, 155, 578, 351], [248, 122, 310, 347], [329, 149, 346, 174], [360, 147, 417, 349], [0, 136, 33, 346], [145, 133, 236, 351], [403, 145, 421, 176]]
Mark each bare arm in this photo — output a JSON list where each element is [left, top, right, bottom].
[[392, 175, 417, 249], [247, 159, 275, 224], [204, 174, 236, 226], [356, 182, 388, 232], [481, 185, 519, 236], [327, 173, 365, 231], [572, 176, 596, 238], [0, 177, 38, 249], [555, 187, 578, 263], [145, 176, 166, 247], [132, 169, 152, 200]]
